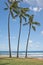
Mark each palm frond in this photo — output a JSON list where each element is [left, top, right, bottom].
[[4, 2, 9, 8], [31, 15, 34, 17], [13, 8, 19, 14], [32, 26, 36, 31], [10, 10, 18, 19], [13, 15, 18, 19], [22, 15, 27, 22], [4, 8, 8, 10], [23, 22, 29, 26], [11, 1, 20, 8], [24, 14, 30, 17], [21, 8, 29, 13], [32, 22, 40, 26], [29, 15, 34, 22], [10, 10, 14, 18], [8, 0, 12, 4]]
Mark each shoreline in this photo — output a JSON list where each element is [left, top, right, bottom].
[[0, 55, 43, 60]]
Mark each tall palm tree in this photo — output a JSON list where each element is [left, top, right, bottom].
[[17, 8, 29, 58], [4, 0, 20, 58], [23, 15, 40, 58], [9, 0, 29, 58]]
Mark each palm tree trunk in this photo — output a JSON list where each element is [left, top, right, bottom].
[[25, 24, 31, 58], [17, 17, 22, 58], [8, 12, 11, 58]]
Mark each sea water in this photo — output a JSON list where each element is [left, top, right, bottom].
[[0, 51, 43, 58]]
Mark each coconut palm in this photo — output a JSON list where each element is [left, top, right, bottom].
[[23, 15, 40, 58], [4, 0, 20, 58], [17, 8, 29, 58]]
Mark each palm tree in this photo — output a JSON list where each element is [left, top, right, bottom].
[[17, 8, 29, 58], [4, 0, 20, 58], [23, 15, 40, 58], [9, 0, 29, 58]]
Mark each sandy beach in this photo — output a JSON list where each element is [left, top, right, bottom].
[[0, 55, 43, 61]]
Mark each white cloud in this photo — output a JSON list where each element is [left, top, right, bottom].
[[29, 40, 32, 43], [23, 0, 37, 6], [23, 0, 43, 12], [24, 0, 43, 7], [30, 7, 42, 12], [28, 40, 33, 48], [41, 31, 43, 35], [36, 0, 43, 8], [9, 0, 43, 12]]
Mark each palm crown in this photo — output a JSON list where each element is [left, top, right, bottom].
[[4, 0, 21, 18], [23, 15, 40, 31], [19, 8, 29, 23], [24, 15, 40, 58]]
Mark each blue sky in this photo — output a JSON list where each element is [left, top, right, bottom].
[[0, 0, 43, 51]]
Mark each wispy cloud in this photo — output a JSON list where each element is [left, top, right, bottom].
[[29, 7, 42, 12], [36, 0, 43, 8], [29, 40, 32, 43], [9, 0, 43, 12], [23, 0, 37, 6], [23, 0, 43, 12], [41, 31, 43, 35]]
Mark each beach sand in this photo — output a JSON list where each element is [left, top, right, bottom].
[[0, 55, 43, 60], [0, 55, 9, 58]]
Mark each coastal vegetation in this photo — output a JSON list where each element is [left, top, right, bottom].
[[23, 15, 40, 58], [0, 0, 43, 65], [17, 8, 29, 58], [0, 58, 43, 65], [4, 0, 40, 58]]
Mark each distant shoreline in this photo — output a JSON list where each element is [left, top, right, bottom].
[[0, 54, 43, 59], [0, 51, 43, 59], [0, 55, 43, 61]]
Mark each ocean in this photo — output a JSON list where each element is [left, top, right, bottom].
[[0, 51, 43, 58]]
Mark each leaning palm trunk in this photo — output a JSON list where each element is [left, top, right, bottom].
[[25, 24, 31, 58], [17, 17, 22, 58], [8, 12, 11, 58]]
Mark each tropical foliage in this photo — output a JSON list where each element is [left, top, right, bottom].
[[17, 7, 29, 58], [4, 0, 40, 58], [4, 0, 21, 58], [23, 15, 40, 58]]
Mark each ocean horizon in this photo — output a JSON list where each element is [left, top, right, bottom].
[[0, 51, 43, 58]]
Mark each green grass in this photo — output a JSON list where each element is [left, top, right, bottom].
[[0, 58, 43, 65]]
